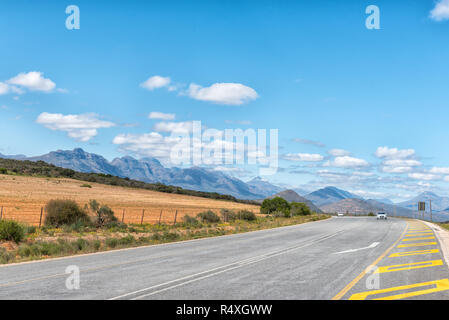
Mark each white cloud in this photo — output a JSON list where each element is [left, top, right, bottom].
[[375, 146, 415, 159], [0, 82, 9, 95], [331, 156, 369, 168], [430, 167, 449, 174], [381, 166, 413, 173], [153, 121, 194, 133], [430, 0, 449, 21], [7, 72, 56, 92], [140, 76, 171, 91], [383, 159, 422, 167], [113, 132, 180, 159], [36, 112, 115, 142], [283, 153, 324, 162], [328, 148, 350, 157], [148, 112, 175, 120], [188, 82, 258, 105], [407, 173, 440, 181]]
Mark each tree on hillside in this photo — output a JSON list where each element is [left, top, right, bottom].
[[260, 197, 291, 215]]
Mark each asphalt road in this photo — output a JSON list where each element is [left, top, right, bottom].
[[1, 216, 449, 300]]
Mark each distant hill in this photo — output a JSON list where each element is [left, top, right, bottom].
[[397, 191, 449, 212], [266, 190, 322, 213], [320, 198, 410, 216], [370, 198, 394, 205], [304, 186, 362, 206], [246, 177, 283, 198]]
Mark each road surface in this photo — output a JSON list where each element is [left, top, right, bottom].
[[1, 217, 448, 300]]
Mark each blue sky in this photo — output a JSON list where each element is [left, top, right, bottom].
[[1, 0, 449, 201]]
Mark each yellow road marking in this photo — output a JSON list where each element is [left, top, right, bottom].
[[405, 233, 433, 237], [331, 221, 409, 300], [402, 236, 435, 241], [349, 279, 449, 300], [389, 249, 439, 257], [398, 242, 437, 248], [375, 260, 443, 273], [408, 228, 430, 231]]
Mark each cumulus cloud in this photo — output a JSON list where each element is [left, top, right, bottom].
[[153, 121, 194, 133], [375, 146, 415, 159], [0, 82, 9, 95], [148, 112, 175, 120], [36, 112, 115, 142], [328, 149, 350, 157], [430, 167, 449, 174], [331, 156, 369, 168], [140, 76, 171, 90], [283, 153, 324, 162], [188, 83, 258, 105], [7, 72, 56, 92], [113, 132, 181, 159], [430, 0, 449, 21], [408, 173, 440, 181]]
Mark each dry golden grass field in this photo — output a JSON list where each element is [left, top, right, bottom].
[[0, 174, 260, 226]]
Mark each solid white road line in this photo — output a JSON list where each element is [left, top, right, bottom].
[[334, 242, 380, 254]]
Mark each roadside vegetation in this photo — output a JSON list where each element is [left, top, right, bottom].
[[0, 198, 329, 264]]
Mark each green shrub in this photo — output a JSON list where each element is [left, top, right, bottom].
[[237, 210, 257, 221], [80, 184, 92, 188], [24, 225, 37, 235], [119, 235, 135, 245], [105, 238, 119, 248], [162, 232, 180, 241], [44, 200, 91, 227], [290, 202, 312, 216], [220, 209, 237, 222], [0, 220, 25, 243], [87, 200, 118, 228], [0, 248, 14, 264], [93, 240, 101, 250], [260, 197, 291, 215], [272, 210, 290, 218], [183, 215, 200, 226], [368, 212, 375, 216], [196, 210, 221, 223], [0, 168, 7, 174], [72, 238, 88, 251]]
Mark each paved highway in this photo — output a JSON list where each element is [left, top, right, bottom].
[[1, 217, 448, 300]]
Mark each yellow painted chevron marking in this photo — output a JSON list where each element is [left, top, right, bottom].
[[405, 233, 433, 237], [375, 260, 443, 273], [389, 249, 439, 257], [398, 242, 437, 248], [349, 279, 449, 300], [402, 236, 435, 241]]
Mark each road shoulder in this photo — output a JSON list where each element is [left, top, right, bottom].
[[422, 220, 449, 268]]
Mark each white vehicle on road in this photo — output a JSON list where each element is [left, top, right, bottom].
[[337, 213, 344, 217], [376, 212, 387, 220]]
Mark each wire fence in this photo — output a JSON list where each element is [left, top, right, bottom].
[[0, 205, 259, 227]]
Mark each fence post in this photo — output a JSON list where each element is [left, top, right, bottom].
[[158, 209, 163, 225], [140, 209, 145, 225], [0, 206, 2, 220], [173, 210, 178, 226], [39, 207, 43, 228], [122, 209, 125, 223]]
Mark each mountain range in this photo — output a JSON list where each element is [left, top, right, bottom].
[[396, 191, 449, 212], [303, 186, 362, 206], [0, 148, 279, 200]]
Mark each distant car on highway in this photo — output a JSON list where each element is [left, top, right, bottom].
[[377, 212, 387, 220], [337, 213, 344, 217]]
